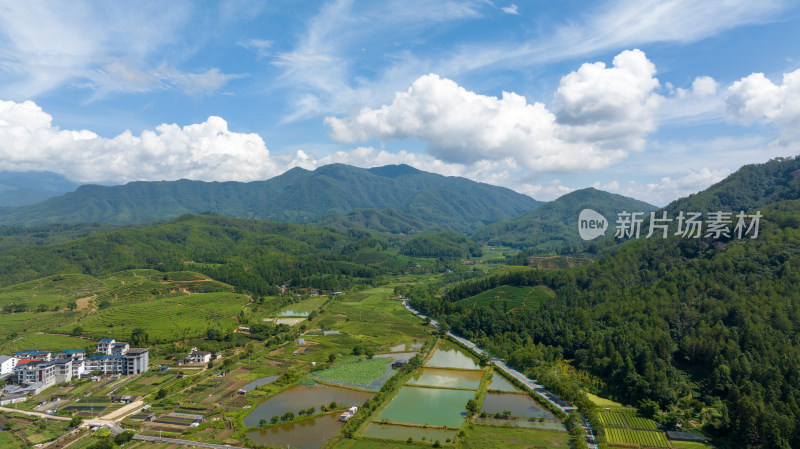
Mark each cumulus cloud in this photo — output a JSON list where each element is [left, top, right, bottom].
[[726, 69, 800, 130], [325, 49, 662, 173], [0, 99, 279, 183], [554, 49, 662, 150]]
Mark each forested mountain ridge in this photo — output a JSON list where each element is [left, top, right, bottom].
[[0, 164, 541, 232], [0, 213, 414, 294], [472, 187, 656, 252], [664, 156, 800, 213], [0, 170, 79, 207], [410, 158, 800, 448]]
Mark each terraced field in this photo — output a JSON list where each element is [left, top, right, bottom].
[[606, 428, 670, 448]]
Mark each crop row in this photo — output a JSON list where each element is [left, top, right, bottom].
[[606, 428, 670, 448]]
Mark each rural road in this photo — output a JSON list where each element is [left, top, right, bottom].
[[99, 399, 144, 421], [0, 405, 71, 421], [402, 299, 598, 449], [133, 434, 248, 448]]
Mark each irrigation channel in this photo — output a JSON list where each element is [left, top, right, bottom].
[[402, 300, 598, 449]]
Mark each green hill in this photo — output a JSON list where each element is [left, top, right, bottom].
[[400, 230, 482, 259], [0, 164, 540, 232], [411, 157, 800, 448], [0, 214, 415, 292], [473, 187, 656, 252]]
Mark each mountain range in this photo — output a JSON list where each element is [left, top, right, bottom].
[[0, 171, 79, 207], [0, 164, 540, 233]]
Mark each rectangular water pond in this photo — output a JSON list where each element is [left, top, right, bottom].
[[375, 386, 474, 428], [246, 413, 343, 449], [487, 373, 522, 393], [425, 340, 481, 370], [481, 392, 556, 420], [243, 384, 373, 427], [407, 368, 483, 390], [362, 423, 458, 443]]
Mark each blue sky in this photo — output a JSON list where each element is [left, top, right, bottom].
[[1, 0, 799, 205]]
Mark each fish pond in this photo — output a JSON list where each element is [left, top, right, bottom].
[[481, 392, 556, 420], [246, 413, 343, 449], [407, 368, 483, 390], [375, 386, 474, 428], [241, 375, 279, 392], [362, 423, 458, 443], [487, 372, 521, 393], [424, 340, 480, 370], [243, 384, 373, 427]]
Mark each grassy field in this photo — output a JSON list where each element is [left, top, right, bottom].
[[461, 425, 571, 448], [311, 356, 388, 386], [456, 285, 554, 312], [334, 438, 419, 449], [586, 392, 623, 408], [53, 291, 249, 341], [670, 441, 714, 449], [0, 274, 107, 311], [0, 332, 94, 353]]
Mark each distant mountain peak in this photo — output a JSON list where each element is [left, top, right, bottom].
[[367, 164, 422, 178]]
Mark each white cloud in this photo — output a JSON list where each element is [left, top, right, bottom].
[[325, 50, 661, 172], [237, 39, 274, 58], [726, 69, 800, 130], [0, 1, 236, 99], [660, 75, 725, 125], [0, 99, 279, 183], [501, 4, 520, 15], [607, 167, 731, 206], [554, 49, 662, 150]]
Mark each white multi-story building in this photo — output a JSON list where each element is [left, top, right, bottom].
[[85, 355, 124, 374], [96, 339, 116, 355], [14, 350, 51, 361], [13, 360, 56, 388], [0, 355, 16, 376], [123, 349, 149, 374], [52, 359, 73, 384]]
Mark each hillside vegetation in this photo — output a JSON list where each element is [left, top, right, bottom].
[[0, 164, 540, 232], [473, 187, 656, 253]]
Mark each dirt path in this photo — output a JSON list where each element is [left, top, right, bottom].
[[0, 406, 71, 421], [99, 399, 144, 421], [75, 296, 93, 310]]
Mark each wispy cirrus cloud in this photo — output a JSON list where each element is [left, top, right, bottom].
[[0, 1, 238, 100]]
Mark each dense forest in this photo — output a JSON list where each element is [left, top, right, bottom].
[[473, 187, 656, 253], [410, 159, 800, 449], [0, 214, 413, 295]]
